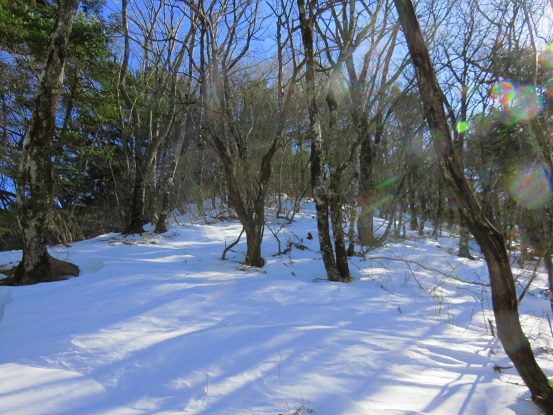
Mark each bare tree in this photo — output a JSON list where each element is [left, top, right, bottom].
[[191, 0, 300, 267], [297, 0, 344, 281], [117, 0, 192, 234], [318, 0, 407, 250], [394, 0, 553, 411]]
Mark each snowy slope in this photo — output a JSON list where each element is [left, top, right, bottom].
[[0, 201, 551, 415]]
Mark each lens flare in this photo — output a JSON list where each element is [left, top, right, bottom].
[[455, 121, 469, 133], [545, 77, 553, 98], [359, 177, 397, 213], [327, 74, 350, 101], [508, 166, 553, 209], [490, 82, 544, 123], [541, 44, 553, 68], [490, 82, 516, 105], [510, 86, 544, 121]]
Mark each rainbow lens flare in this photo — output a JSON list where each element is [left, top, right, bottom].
[[510, 86, 544, 121], [490, 82, 544, 123], [541, 44, 553, 68], [490, 82, 516, 105], [508, 166, 553, 209]]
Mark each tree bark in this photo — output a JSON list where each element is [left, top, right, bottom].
[[329, 175, 351, 280], [357, 112, 384, 246], [12, 0, 80, 285], [394, 0, 553, 412], [123, 162, 147, 235], [545, 251, 553, 314], [458, 218, 473, 258], [218, 152, 266, 268], [358, 128, 376, 246], [155, 117, 189, 234], [297, 0, 341, 282], [326, 69, 351, 281]]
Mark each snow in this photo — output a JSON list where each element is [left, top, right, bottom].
[[0, 201, 552, 415], [0, 286, 12, 323]]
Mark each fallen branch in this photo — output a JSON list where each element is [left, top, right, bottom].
[[366, 253, 490, 287], [222, 227, 244, 260]]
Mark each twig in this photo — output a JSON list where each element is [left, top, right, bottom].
[[488, 318, 496, 337], [359, 215, 395, 259], [348, 260, 395, 294], [517, 258, 542, 305], [367, 254, 490, 286]]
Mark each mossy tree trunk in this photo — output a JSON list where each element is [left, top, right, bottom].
[[394, 0, 553, 411], [12, 0, 80, 285]]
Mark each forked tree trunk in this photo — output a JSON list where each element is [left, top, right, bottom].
[[217, 151, 268, 268], [394, 0, 553, 411], [11, 0, 80, 285]]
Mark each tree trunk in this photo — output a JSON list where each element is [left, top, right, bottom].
[[298, 0, 341, 282], [154, 175, 173, 235], [155, 117, 188, 234], [326, 71, 351, 281], [123, 160, 147, 235], [431, 186, 443, 237], [458, 219, 473, 259], [244, 219, 265, 268], [329, 179, 351, 281], [347, 157, 359, 256], [357, 125, 376, 246], [409, 200, 418, 231], [545, 252, 553, 314], [216, 150, 268, 268], [394, 0, 553, 412], [418, 191, 428, 236], [314, 198, 341, 281], [11, 0, 80, 285]]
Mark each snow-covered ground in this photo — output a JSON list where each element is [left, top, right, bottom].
[[0, 201, 552, 415]]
